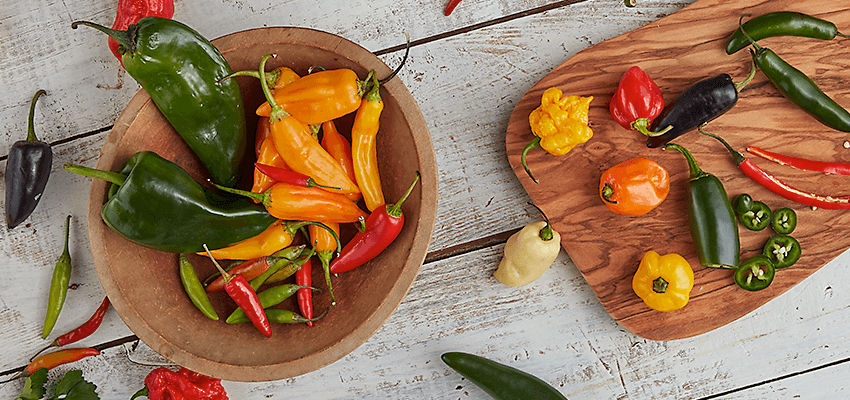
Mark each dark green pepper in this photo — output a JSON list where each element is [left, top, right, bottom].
[[665, 144, 740, 269], [764, 234, 801, 269], [733, 193, 753, 215], [441, 352, 567, 400], [739, 200, 771, 231], [71, 17, 248, 187], [726, 12, 849, 55], [771, 207, 797, 234], [734, 255, 775, 291], [64, 151, 275, 253]]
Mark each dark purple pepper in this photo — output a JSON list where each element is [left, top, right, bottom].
[[5, 90, 52, 229]]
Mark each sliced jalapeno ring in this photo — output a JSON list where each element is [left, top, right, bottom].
[[771, 207, 797, 234], [734, 255, 775, 291], [739, 200, 771, 231], [733, 193, 753, 215], [764, 234, 801, 269]]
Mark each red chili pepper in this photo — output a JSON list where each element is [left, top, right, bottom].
[[747, 146, 850, 175], [26, 347, 100, 376], [702, 129, 850, 209], [609, 66, 670, 137], [131, 367, 228, 400], [296, 258, 314, 327], [254, 162, 340, 190], [109, 0, 175, 65], [444, 0, 462, 15], [204, 245, 272, 338], [205, 245, 305, 293], [32, 297, 110, 360], [329, 173, 420, 274]]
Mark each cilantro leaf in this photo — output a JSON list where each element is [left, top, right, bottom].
[[52, 370, 99, 400], [15, 368, 47, 400]]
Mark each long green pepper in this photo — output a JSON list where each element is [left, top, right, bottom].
[[43, 215, 73, 339], [225, 284, 316, 324], [71, 17, 248, 187], [441, 352, 567, 400], [179, 254, 219, 320]]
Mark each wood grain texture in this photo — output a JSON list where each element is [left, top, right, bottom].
[[506, 0, 850, 340]]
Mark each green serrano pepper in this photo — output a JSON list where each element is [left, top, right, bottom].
[[71, 17, 247, 187], [65, 151, 276, 253], [665, 144, 740, 269], [42, 215, 73, 339], [179, 254, 219, 320], [225, 284, 316, 324], [726, 12, 849, 55], [441, 352, 567, 400], [227, 308, 326, 325]]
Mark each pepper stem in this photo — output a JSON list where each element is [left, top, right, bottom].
[[378, 32, 410, 85], [527, 202, 554, 241], [212, 182, 270, 206], [735, 56, 757, 92], [257, 54, 291, 123], [26, 90, 46, 142], [698, 126, 747, 166], [218, 68, 281, 88], [521, 137, 541, 184], [664, 143, 707, 181], [632, 118, 671, 137], [600, 183, 618, 204], [64, 164, 127, 186], [71, 21, 136, 54], [652, 277, 668, 293], [286, 221, 342, 254], [203, 244, 232, 283], [385, 172, 420, 218]]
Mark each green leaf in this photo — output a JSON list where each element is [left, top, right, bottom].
[[16, 368, 48, 400], [52, 370, 99, 400]]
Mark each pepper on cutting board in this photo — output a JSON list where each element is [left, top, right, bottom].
[[441, 352, 567, 400], [64, 151, 276, 253], [599, 157, 670, 216], [5, 90, 52, 229], [204, 245, 271, 337], [665, 143, 740, 269], [108, 0, 174, 65], [522, 87, 593, 183], [632, 250, 694, 312], [734, 255, 775, 291], [493, 203, 561, 287], [72, 18, 247, 187], [609, 66, 670, 137], [130, 367, 228, 400], [726, 11, 849, 55], [42, 215, 73, 339]]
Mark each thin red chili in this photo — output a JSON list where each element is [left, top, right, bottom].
[[204, 245, 271, 338], [702, 129, 850, 209], [444, 0, 462, 15], [747, 146, 850, 175], [32, 296, 110, 360], [296, 258, 314, 327], [109, 0, 175, 65], [254, 162, 340, 190], [329, 172, 420, 274]]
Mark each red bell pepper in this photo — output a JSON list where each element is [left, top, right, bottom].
[[109, 0, 175, 66], [609, 66, 669, 136]]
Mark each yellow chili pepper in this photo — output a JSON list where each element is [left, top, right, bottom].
[[632, 250, 694, 312], [255, 68, 366, 125], [201, 220, 294, 260], [522, 87, 593, 183], [494, 204, 561, 287], [351, 72, 385, 211], [321, 120, 361, 202], [308, 221, 340, 304], [252, 119, 290, 195]]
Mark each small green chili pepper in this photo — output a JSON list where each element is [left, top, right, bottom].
[[739, 201, 772, 231], [665, 144, 740, 269], [764, 234, 802, 269], [734, 255, 775, 291], [228, 308, 327, 325], [64, 151, 276, 253], [179, 254, 219, 321], [43, 215, 73, 339], [726, 12, 850, 55], [225, 284, 316, 324], [733, 193, 753, 215], [441, 352, 567, 400], [771, 207, 797, 234]]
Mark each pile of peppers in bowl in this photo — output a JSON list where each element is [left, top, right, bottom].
[[65, 16, 419, 336]]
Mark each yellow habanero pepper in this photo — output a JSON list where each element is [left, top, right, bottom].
[[521, 87, 593, 183], [632, 250, 694, 312], [494, 204, 561, 287]]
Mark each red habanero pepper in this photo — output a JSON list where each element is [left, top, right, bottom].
[[108, 0, 174, 65], [131, 367, 228, 400], [32, 296, 110, 360], [296, 258, 315, 327], [329, 172, 420, 274], [26, 348, 100, 377], [255, 162, 340, 190], [701, 128, 850, 209], [609, 66, 670, 137], [747, 146, 850, 175], [203, 245, 272, 338]]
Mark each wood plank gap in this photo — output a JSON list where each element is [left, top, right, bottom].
[[0, 125, 112, 162], [698, 356, 850, 399], [424, 227, 520, 264]]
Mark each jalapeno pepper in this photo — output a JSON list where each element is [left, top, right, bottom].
[[771, 207, 797, 234], [441, 352, 567, 400], [72, 18, 247, 187], [734, 255, 775, 291], [739, 200, 772, 231], [764, 234, 802, 269], [65, 151, 276, 253], [5, 90, 52, 229], [733, 193, 754, 215], [726, 12, 849, 55], [665, 144, 740, 269]]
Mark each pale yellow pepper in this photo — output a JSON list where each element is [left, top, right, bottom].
[[494, 209, 561, 287], [632, 250, 694, 312]]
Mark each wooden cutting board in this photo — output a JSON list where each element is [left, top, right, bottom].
[[506, 0, 850, 340]]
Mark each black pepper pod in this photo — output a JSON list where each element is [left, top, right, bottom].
[[5, 90, 52, 229]]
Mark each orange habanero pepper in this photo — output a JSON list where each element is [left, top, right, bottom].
[[599, 157, 670, 216], [218, 181, 367, 224], [321, 120, 361, 202], [255, 68, 368, 125], [351, 73, 386, 211]]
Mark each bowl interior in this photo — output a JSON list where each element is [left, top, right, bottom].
[[88, 27, 437, 382]]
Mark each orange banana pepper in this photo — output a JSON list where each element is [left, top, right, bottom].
[[351, 73, 386, 211], [255, 68, 367, 125], [321, 120, 361, 202], [308, 221, 340, 304], [201, 220, 294, 260], [252, 131, 289, 195], [217, 181, 367, 223]]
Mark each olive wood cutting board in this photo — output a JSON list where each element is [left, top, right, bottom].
[[505, 0, 850, 341]]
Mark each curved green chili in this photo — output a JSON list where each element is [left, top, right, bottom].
[[225, 284, 316, 324], [726, 12, 849, 54], [43, 215, 73, 339], [179, 254, 219, 320], [441, 352, 567, 400]]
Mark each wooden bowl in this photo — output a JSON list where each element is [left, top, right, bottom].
[[87, 27, 437, 382]]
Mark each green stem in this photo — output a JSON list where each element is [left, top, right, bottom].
[[378, 32, 410, 85], [258, 54, 291, 123], [218, 69, 281, 88], [26, 90, 46, 142], [71, 20, 135, 54], [212, 183, 269, 207], [521, 137, 541, 184], [527, 202, 554, 241], [652, 277, 668, 293], [698, 126, 747, 166], [64, 164, 127, 186], [664, 143, 707, 181], [385, 172, 420, 218]]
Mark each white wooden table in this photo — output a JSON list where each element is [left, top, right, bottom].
[[2, 0, 850, 398]]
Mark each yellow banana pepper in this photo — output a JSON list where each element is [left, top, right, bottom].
[[632, 250, 695, 312], [494, 205, 561, 287], [521, 87, 593, 183]]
